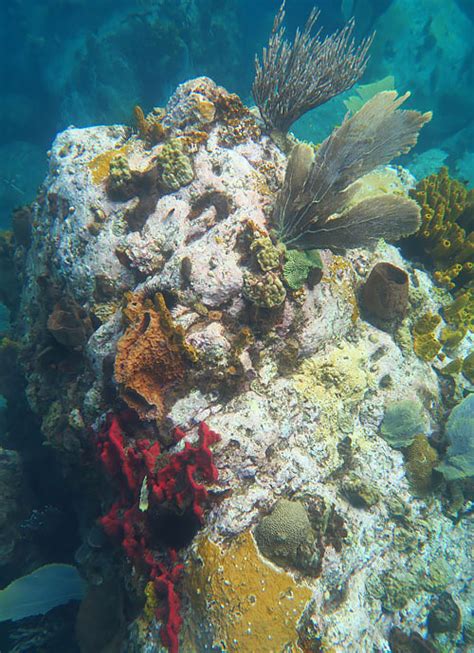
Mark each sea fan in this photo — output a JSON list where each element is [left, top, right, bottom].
[[273, 91, 432, 250]]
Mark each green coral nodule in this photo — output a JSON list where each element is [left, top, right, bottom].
[[108, 153, 133, 195], [283, 248, 323, 289]]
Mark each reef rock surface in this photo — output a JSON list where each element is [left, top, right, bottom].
[[13, 78, 473, 652]]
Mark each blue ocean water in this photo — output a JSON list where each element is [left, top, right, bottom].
[[0, 2, 473, 652], [1, 0, 473, 227]]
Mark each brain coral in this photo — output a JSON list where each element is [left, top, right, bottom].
[[254, 498, 316, 571]]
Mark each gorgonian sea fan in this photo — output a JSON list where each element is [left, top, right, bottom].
[[273, 91, 432, 250]]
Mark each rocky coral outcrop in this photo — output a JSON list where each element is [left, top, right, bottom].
[[12, 77, 473, 653]]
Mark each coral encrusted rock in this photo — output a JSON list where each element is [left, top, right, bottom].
[[12, 77, 474, 653]]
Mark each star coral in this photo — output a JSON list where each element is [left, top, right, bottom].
[[155, 139, 194, 191], [242, 270, 287, 308], [108, 153, 134, 199]]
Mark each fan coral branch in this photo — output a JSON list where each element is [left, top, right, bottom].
[[253, 1, 373, 133], [273, 91, 432, 250]]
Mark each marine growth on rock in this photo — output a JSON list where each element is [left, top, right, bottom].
[[2, 6, 473, 652]]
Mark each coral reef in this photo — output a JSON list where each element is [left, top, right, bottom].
[[404, 434, 438, 494], [114, 293, 195, 422], [108, 153, 135, 199], [462, 351, 474, 384], [46, 298, 92, 349], [97, 414, 221, 652], [253, 1, 372, 133], [342, 473, 380, 508], [412, 312, 443, 362], [283, 248, 323, 290], [272, 93, 430, 250], [134, 105, 166, 146], [6, 74, 473, 653], [254, 498, 316, 572], [388, 627, 436, 653], [427, 592, 461, 635], [249, 233, 280, 272], [184, 531, 312, 652], [156, 140, 194, 192], [436, 394, 474, 481], [242, 270, 287, 308]]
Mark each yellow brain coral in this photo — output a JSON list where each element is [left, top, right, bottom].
[[184, 531, 312, 653]]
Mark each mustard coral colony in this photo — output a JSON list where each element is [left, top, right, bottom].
[[403, 167, 473, 378], [3, 5, 474, 653]]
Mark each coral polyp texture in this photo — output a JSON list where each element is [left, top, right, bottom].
[[6, 72, 473, 653], [408, 167, 474, 290]]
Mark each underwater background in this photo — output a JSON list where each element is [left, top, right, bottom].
[[1, 0, 474, 229], [0, 1, 473, 652]]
